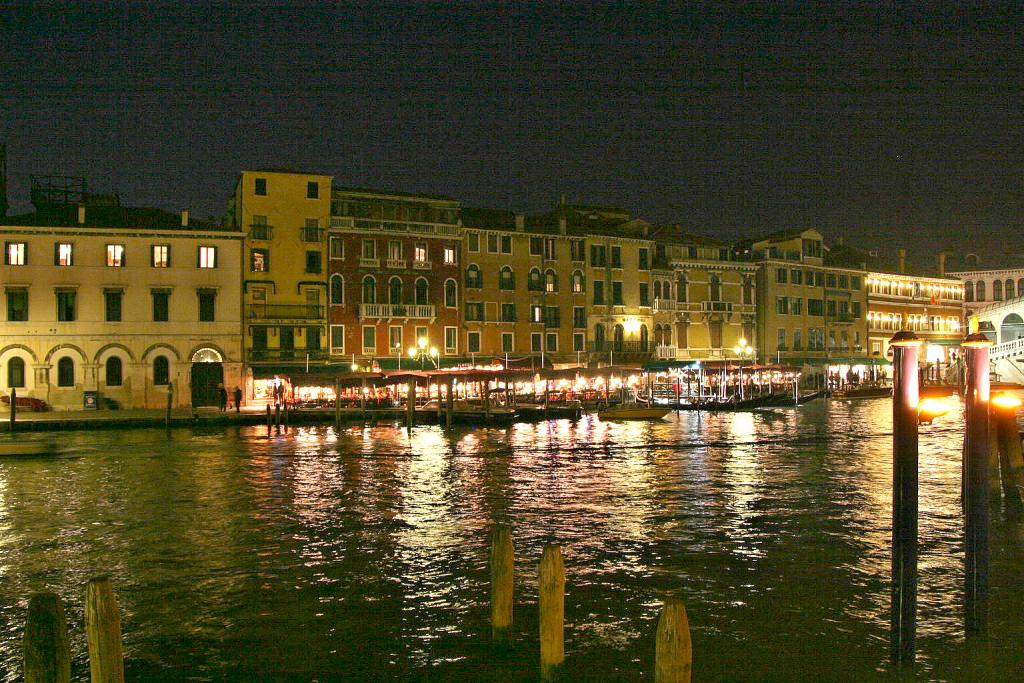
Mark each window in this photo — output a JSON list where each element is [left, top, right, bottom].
[[55, 242, 73, 266], [446, 327, 459, 354], [443, 246, 457, 264], [500, 235, 512, 254], [151, 290, 170, 322], [104, 290, 123, 322], [776, 268, 788, 283], [56, 290, 76, 321], [362, 326, 376, 353], [573, 307, 586, 328], [198, 246, 217, 268], [198, 289, 216, 322], [362, 276, 377, 304], [415, 278, 428, 305], [790, 297, 803, 315], [573, 333, 585, 351], [153, 356, 169, 385], [106, 244, 125, 267], [251, 248, 270, 272], [593, 280, 605, 305], [388, 240, 402, 261], [791, 269, 802, 285], [687, 246, 698, 259], [531, 332, 542, 352], [466, 264, 482, 288], [639, 282, 649, 306], [57, 357, 74, 387], [502, 333, 514, 353], [776, 297, 788, 314], [546, 332, 558, 353], [309, 328, 324, 352], [5, 241, 27, 265], [7, 289, 28, 321], [808, 298, 824, 316], [330, 325, 345, 353], [976, 281, 986, 301], [829, 330, 837, 349], [611, 281, 623, 305], [571, 270, 584, 293], [305, 251, 322, 273], [465, 302, 484, 321], [709, 275, 721, 301], [590, 244, 607, 267], [304, 219, 323, 242], [330, 275, 344, 305], [531, 304, 543, 323], [545, 269, 558, 293], [415, 326, 428, 342], [468, 232, 480, 252], [571, 239, 585, 262], [611, 246, 622, 268], [487, 233, 499, 253], [528, 268, 543, 291], [964, 281, 974, 301], [389, 326, 403, 352], [852, 301, 861, 317], [719, 248, 729, 261], [152, 244, 170, 267], [255, 177, 267, 195], [388, 277, 402, 305], [993, 279, 1003, 300], [826, 273, 837, 288], [307, 181, 319, 199], [793, 330, 803, 351], [362, 239, 376, 259], [7, 357, 25, 388], [501, 302, 516, 322], [742, 277, 754, 305], [500, 267, 515, 290], [544, 306, 560, 327], [826, 300, 837, 317], [777, 328, 786, 349], [815, 272, 824, 287], [329, 236, 344, 259], [466, 330, 480, 353], [543, 238, 556, 260], [105, 357, 123, 386], [530, 237, 543, 255], [639, 248, 649, 270], [839, 274, 849, 289]]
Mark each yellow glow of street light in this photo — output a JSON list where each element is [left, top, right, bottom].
[[992, 394, 1022, 409], [418, 337, 428, 350], [408, 347, 417, 358], [623, 318, 641, 333], [430, 347, 438, 357], [351, 363, 359, 371]]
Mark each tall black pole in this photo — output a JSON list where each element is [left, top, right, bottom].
[[962, 332, 992, 636], [890, 330, 920, 665]]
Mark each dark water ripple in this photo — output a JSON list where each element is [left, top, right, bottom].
[[0, 399, 1022, 681]]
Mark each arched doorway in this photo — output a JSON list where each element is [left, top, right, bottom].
[[190, 347, 224, 407], [613, 324, 625, 352]]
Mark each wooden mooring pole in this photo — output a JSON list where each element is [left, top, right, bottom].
[[962, 332, 993, 636], [23, 592, 71, 683], [445, 378, 454, 429], [538, 544, 564, 681], [334, 378, 342, 425], [992, 397, 1024, 505], [85, 577, 124, 683], [655, 599, 692, 683], [9, 387, 16, 432], [406, 379, 416, 431], [889, 330, 920, 665], [164, 381, 172, 430], [490, 526, 514, 646]]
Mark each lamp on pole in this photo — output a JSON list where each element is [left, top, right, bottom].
[[408, 336, 439, 370], [733, 338, 753, 400]]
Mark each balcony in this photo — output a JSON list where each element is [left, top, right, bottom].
[[347, 217, 461, 237], [385, 258, 407, 269], [249, 349, 328, 362], [655, 345, 678, 359], [359, 303, 436, 319], [247, 304, 325, 320], [359, 257, 380, 269], [412, 259, 432, 270], [587, 341, 653, 354], [300, 227, 325, 242], [653, 298, 676, 312], [248, 224, 273, 240], [702, 301, 733, 313], [828, 312, 856, 324]]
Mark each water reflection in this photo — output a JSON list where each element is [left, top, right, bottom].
[[0, 401, 1021, 681]]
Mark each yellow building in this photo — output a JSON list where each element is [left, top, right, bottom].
[[743, 229, 869, 367], [1, 182, 242, 409], [226, 170, 333, 398], [649, 228, 757, 360]]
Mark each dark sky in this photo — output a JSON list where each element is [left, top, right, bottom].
[[2, 2, 1021, 262]]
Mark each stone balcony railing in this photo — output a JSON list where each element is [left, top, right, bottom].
[[359, 303, 436, 319]]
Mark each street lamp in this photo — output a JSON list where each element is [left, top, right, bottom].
[[408, 338, 439, 369], [733, 338, 754, 399]]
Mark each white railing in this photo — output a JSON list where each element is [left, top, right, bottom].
[[385, 258, 407, 269], [347, 218, 461, 237], [655, 345, 678, 359], [653, 298, 676, 312], [702, 301, 733, 313], [359, 303, 436, 319], [990, 336, 1024, 361], [412, 260, 432, 270], [359, 257, 380, 269]]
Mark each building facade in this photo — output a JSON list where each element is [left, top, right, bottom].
[[1, 203, 242, 409]]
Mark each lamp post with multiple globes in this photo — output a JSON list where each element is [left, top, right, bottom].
[[733, 338, 754, 400]]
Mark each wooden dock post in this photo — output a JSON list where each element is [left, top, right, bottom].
[[23, 592, 71, 683], [9, 387, 16, 432], [406, 379, 416, 431], [266, 404, 272, 432], [992, 398, 1024, 505], [274, 402, 281, 432], [360, 378, 367, 422], [165, 381, 173, 429], [85, 577, 124, 683], [655, 599, 692, 683], [538, 544, 564, 681], [483, 380, 491, 423], [490, 525, 514, 646], [962, 332, 993, 637], [436, 380, 443, 423], [334, 378, 342, 425], [445, 378, 454, 429]]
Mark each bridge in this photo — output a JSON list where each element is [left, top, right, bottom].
[[969, 296, 1024, 384]]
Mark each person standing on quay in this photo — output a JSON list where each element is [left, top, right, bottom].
[[233, 386, 242, 413], [218, 385, 228, 412]]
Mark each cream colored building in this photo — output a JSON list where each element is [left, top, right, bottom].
[[1, 204, 243, 410]]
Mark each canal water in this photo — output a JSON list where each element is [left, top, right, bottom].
[[1, 399, 1022, 681]]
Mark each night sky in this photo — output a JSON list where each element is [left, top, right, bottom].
[[2, 2, 1021, 264]]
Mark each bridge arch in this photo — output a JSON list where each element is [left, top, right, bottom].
[[1001, 313, 1024, 344]]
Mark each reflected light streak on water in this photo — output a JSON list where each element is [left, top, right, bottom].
[[0, 399, 1022, 681]]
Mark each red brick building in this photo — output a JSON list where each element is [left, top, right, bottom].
[[327, 189, 463, 368]]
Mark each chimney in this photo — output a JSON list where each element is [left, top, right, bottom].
[[514, 214, 525, 232], [558, 217, 567, 235], [897, 248, 906, 274], [181, 209, 189, 227], [937, 251, 948, 277], [77, 204, 86, 224]]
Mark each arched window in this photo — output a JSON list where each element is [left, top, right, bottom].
[[653, 281, 662, 300], [571, 270, 584, 293], [1006, 278, 1015, 299], [545, 269, 558, 293], [362, 276, 376, 304], [105, 357, 123, 386], [613, 324, 625, 351], [415, 278, 428, 305], [389, 277, 403, 305], [640, 324, 649, 352], [742, 277, 754, 305], [1018, 279, 1024, 298], [528, 268, 542, 292], [330, 274, 344, 305], [976, 280, 986, 301], [153, 356, 169, 385], [710, 275, 721, 301], [57, 357, 74, 387], [663, 324, 672, 345], [594, 324, 606, 348], [6, 357, 25, 388], [499, 266, 515, 290], [964, 281, 974, 302], [465, 264, 482, 288], [993, 279, 1003, 301], [677, 275, 687, 302], [444, 279, 457, 307]]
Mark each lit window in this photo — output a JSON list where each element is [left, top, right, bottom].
[[198, 246, 217, 268], [56, 242, 73, 266], [106, 244, 125, 267], [152, 245, 170, 267], [443, 247, 456, 264], [4, 242, 26, 265], [414, 243, 428, 262]]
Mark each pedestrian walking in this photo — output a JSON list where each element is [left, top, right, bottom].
[[218, 385, 228, 412], [233, 386, 242, 413]]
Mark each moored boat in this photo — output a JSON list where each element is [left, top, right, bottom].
[[597, 405, 671, 420]]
